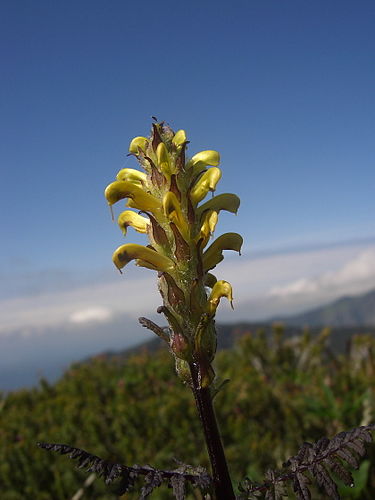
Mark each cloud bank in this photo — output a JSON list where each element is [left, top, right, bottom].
[[69, 307, 112, 324], [1, 242, 374, 335], [270, 249, 375, 299]]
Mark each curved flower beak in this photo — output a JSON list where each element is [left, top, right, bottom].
[[129, 136, 149, 154], [112, 243, 174, 272], [197, 193, 240, 218], [116, 168, 147, 185], [190, 167, 222, 204], [162, 192, 189, 238], [105, 181, 161, 213], [203, 232, 243, 271], [207, 280, 234, 315], [197, 209, 218, 248], [156, 142, 171, 176], [189, 150, 220, 169], [117, 210, 149, 236], [172, 129, 187, 147]]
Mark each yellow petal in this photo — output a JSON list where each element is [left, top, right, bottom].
[[172, 129, 187, 147], [129, 136, 149, 154], [189, 150, 220, 168], [162, 192, 188, 237], [156, 142, 171, 175], [190, 167, 222, 204], [135, 259, 160, 271], [117, 210, 149, 236], [198, 193, 240, 218], [197, 209, 218, 248], [207, 280, 233, 315], [104, 181, 161, 213], [203, 232, 243, 271], [112, 244, 174, 272], [116, 168, 147, 185]]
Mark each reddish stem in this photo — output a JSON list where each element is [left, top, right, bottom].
[[189, 362, 235, 500]]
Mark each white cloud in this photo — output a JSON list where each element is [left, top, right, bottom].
[[1, 242, 375, 334], [69, 307, 112, 324], [215, 243, 375, 321], [270, 249, 375, 299], [0, 273, 158, 335]]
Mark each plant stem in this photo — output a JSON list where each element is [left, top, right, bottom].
[[189, 362, 236, 500]]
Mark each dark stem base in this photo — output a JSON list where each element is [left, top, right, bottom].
[[189, 363, 235, 500]]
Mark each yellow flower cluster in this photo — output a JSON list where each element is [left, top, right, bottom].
[[104, 121, 242, 386]]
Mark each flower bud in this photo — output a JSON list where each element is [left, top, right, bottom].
[[116, 168, 147, 185], [156, 142, 171, 175], [117, 211, 149, 236], [207, 280, 234, 315], [175, 358, 192, 385], [170, 332, 191, 361], [190, 167, 222, 204], [129, 136, 148, 153], [172, 129, 187, 147], [189, 150, 220, 168]]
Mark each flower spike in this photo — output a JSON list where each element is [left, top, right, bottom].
[[104, 120, 242, 388]]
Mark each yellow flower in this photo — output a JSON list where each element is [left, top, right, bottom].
[[112, 244, 174, 272], [129, 136, 148, 153], [172, 129, 187, 147], [207, 280, 233, 315], [190, 167, 222, 204], [117, 211, 149, 236], [189, 150, 220, 168], [105, 181, 161, 213], [203, 233, 243, 271]]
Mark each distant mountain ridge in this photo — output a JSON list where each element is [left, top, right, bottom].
[[4, 289, 375, 392], [112, 289, 375, 359], [97, 321, 375, 365], [275, 288, 375, 328]]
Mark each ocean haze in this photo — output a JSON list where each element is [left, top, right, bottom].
[[0, 313, 150, 392], [3, 283, 375, 392]]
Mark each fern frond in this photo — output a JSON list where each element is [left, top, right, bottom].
[[238, 424, 375, 500], [37, 442, 211, 499]]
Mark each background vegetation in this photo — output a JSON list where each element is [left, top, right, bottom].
[[1, 327, 374, 499]]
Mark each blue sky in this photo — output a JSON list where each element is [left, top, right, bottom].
[[1, 1, 375, 387], [1, 0, 374, 267]]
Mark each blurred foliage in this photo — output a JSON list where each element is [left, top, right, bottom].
[[0, 327, 374, 499]]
